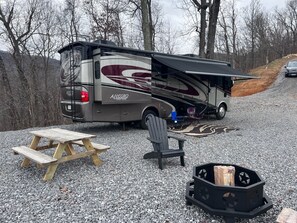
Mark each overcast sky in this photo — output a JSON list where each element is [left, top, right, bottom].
[[0, 0, 288, 53], [160, 0, 286, 25], [159, 0, 288, 54], [240, 0, 286, 10]]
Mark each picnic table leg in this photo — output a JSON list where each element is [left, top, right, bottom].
[[48, 140, 54, 148], [65, 144, 76, 155], [82, 139, 102, 166], [21, 136, 41, 167], [43, 143, 66, 181]]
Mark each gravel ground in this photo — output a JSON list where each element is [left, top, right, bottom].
[[1, 74, 297, 223]]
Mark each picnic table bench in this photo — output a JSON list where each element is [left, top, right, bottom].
[[12, 128, 110, 181]]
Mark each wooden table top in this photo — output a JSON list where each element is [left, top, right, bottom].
[[30, 128, 96, 143]]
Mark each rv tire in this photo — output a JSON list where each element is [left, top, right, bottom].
[[216, 104, 226, 120], [140, 110, 157, 129]]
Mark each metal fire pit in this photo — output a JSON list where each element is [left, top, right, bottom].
[[185, 163, 273, 223]]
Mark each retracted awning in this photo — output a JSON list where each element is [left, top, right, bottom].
[[152, 54, 257, 79]]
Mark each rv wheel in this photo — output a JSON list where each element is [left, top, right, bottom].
[[141, 110, 157, 129], [216, 104, 226, 120]]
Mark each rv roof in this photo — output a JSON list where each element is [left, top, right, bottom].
[[58, 41, 257, 79], [58, 41, 224, 62]]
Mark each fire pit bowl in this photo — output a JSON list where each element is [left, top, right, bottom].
[[185, 163, 273, 223]]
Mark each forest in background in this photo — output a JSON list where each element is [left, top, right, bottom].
[[1, 0, 297, 131], [0, 51, 64, 132]]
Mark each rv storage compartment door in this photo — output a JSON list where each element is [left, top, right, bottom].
[[93, 53, 102, 101]]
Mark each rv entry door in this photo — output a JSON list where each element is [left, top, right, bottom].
[[93, 53, 102, 101]]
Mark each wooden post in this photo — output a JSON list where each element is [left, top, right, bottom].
[[214, 165, 235, 186]]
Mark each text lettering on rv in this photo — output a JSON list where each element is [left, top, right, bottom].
[[110, 94, 129, 101]]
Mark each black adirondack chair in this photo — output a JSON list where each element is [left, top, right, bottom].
[[143, 115, 186, 170]]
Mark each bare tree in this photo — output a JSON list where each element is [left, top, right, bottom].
[[84, 0, 125, 45], [128, 0, 154, 50], [243, 0, 262, 68], [275, 0, 297, 55], [217, 0, 239, 67], [216, 13, 230, 62], [254, 10, 270, 65], [191, 0, 209, 57], [230, 0, 238, 68], [155, 22, 177, 54], [0, 0, 66, 130], [140, 0, 153, 50], [0, 0, 43, 128], [181, 0, 221, 58], [0, 54, 21, 129], [30, 0, 63, 126], [205, 0, 220, 58], [270, 13, 287, 58], [56, 0, 83, 45]]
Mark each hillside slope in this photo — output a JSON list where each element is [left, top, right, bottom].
[[232, 54, 297, 97], [0, 50, 63, 131]]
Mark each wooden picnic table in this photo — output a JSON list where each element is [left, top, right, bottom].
[[12, 128, 110, 181]]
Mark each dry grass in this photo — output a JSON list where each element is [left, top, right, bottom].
[[232, 54, 297, 97]]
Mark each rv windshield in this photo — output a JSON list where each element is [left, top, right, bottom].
[[60, 48, 82, 86]]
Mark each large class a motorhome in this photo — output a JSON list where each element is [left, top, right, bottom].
[[58, 40, 254, 128]]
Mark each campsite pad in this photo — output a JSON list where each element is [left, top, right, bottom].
[[168, 121, 239, 137]]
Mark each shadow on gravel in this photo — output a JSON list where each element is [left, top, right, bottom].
[[72, 122, 142, 134], [71, 117, 239, 137]]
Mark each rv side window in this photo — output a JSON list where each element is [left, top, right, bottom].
[[95, 61, 100, 79]]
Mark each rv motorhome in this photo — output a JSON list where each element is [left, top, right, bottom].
[[58, 40, 255, 128]]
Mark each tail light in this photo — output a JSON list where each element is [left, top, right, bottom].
[[81, 89, 89, 102]]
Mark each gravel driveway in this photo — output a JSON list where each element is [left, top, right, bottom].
[[0, 73, 296, 223]]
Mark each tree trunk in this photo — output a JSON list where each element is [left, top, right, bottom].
[[199, 0, 207, 58], [231, 0, 237, 69], [232, 4, 237, 68], [220, 13, 230, 59], [141, 0, 153, 50], [206, 0, 221, 59]]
